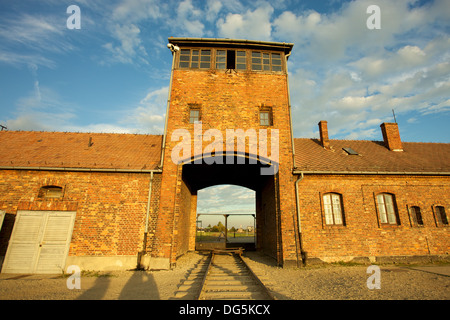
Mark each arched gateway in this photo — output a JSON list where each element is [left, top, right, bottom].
[[150, 38, 299, 268]]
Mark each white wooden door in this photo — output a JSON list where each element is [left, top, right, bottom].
[[2, 211, 76, 274], [35, 212, 76, 273], [0, 211, 5, 231]]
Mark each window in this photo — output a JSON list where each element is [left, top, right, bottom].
[[216, 50, 246, 70], [323, 193, 344, 225], [216, 50, 226, 69], [435, 206, 448, 225], [410, 206, 423, 226], [376, 193, 398, 225], [38, 186, 63, 199], [260, 111, 270, 126], [200, 50, 211, 68], [189, 108, 200, 123], [179, 49, 210, 69], [252, 52, 282, 71], [236, 51, 246, 70]]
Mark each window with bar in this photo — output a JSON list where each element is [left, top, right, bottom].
[[323, 193, 344, 225], [376, 193, 398, 225], [435, 206, 448, 225], [410, 206, 424, 226]]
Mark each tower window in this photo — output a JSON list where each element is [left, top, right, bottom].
[[216, 50, 226, 69], [260, 110, 273, 126], [179, 49, 210, 69], [216, 50, 246, 70], [252, 52, 282, 72], [189, 108, 201, 123], [236, 51, 246, 70]]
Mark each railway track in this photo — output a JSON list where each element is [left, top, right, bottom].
[[196, 249, 275, 300]]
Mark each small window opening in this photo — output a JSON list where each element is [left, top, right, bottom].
[[189, 108, 200, 123], [435, 206, 448, 225], [227, 50, 236, 69], [39, 186, 63, 199], [410, 206, 423, 226], [260, 111, 271, 126]]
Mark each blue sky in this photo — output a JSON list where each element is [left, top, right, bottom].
[[0, 0, 449, 228]]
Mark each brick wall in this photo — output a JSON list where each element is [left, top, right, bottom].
[[297, 174, 450, 262], [0, 169, 160, 259]]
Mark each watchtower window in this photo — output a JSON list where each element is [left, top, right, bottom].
[[260, 108, 273, 126], [189, 108, 201, 123], [180, 49, 210, 69], [236, 51, 246, 70], [252, 51, 282, 72], [216, 50, 246, 70], [216, 50, 226, 69]]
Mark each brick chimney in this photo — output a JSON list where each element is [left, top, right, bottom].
[[380, 123, 403, 151], [318, 121, 330, 149]]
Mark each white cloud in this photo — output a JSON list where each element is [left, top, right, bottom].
[[217, 3, 274, 40]]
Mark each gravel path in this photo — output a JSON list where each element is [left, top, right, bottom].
[[0, 251, 449, 300]]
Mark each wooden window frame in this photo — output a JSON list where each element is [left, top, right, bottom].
[[376, 193, 399, 225], [188, 105, 201, 123], [179, 49, 211, 69], [259, 106, 273, 126], [251, 51, 284, 72], [321, 192, 345, 226]]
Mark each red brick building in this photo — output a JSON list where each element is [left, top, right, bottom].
[[0, 38, 448, 273]]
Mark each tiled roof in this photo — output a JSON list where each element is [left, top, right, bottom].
[[1, 131, 448, 174], [0, 131, 162, 171], [294, 138, 450, 174]]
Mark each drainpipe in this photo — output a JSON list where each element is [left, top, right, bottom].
[[138, 171, 154, 269], [295, 172, 305, 266], [284, 49, 297, 171], [159, 43, 179, 169]]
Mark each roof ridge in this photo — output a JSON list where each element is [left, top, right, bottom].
[[0, 130, 163, 137]]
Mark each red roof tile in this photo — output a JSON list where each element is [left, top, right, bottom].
[[294, 138, 450, 174], [0, 131, 162, 171]]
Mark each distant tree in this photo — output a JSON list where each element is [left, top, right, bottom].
[[230, 226, 236, 232], [217, 221, 226, 232]]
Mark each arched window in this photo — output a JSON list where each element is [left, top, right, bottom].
[[323, 193, 344, 225], [409, 206, 423, 226], [376, 193, 398, 225], [434, 206, 448, 226], [38, 186, 63, 199]]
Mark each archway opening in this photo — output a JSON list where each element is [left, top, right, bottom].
[[176, 154, 281, 262], [196, 185, 256, 251]]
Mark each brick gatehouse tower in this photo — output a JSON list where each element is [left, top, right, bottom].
[[154, 38, 299, 268]]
